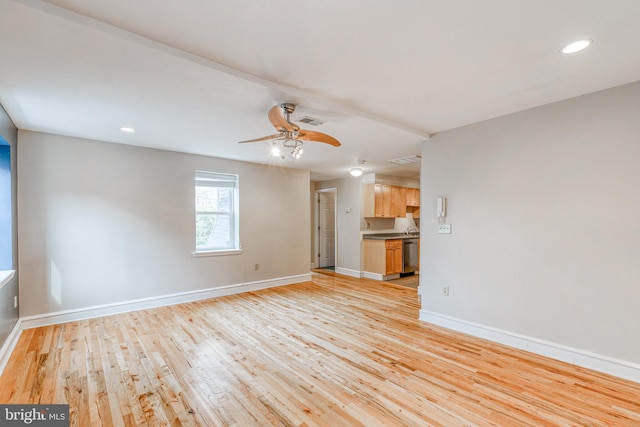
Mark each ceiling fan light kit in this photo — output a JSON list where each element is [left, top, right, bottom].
[[271, 142, 281, 157], [239, 103, 340, 161], [272, 138, 304, 159]]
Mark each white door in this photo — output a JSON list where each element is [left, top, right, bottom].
[[318, 191, 336, 268]]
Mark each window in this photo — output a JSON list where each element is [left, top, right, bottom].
[[194, 171, 240, 255], [0, 141, 11, 270]]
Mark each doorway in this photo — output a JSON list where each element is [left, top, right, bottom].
[[316, 189, 337, 269]]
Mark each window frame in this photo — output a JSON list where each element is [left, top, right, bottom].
[[192, 171, 241, 257], [0, 142, 13, 271]]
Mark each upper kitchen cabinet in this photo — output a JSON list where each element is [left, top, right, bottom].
[[363, 184, 407, 218], [405, 187, 420, 218], [406, 188, 420, 207], [390, 186, 407, 218]]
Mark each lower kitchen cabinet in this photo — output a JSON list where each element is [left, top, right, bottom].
[[385, 239, 403, 275], [363, 238, 403, 278]]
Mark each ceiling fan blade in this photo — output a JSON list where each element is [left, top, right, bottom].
[[296, 130, 341, 147], [237, 133, 283, 143], [268, 105, 300, 132]]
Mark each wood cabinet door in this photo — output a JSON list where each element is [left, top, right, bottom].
[[406, 188, 420, 207], [385, 240, 403, 275], [393, 244, 403, 273], [368, 184, 418, 218], [391, 186, 406, 217], [385, 245, 394, 275], [374, 184, 392, 217], [374, 184, 383, 217]]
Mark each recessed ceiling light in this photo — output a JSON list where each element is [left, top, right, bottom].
[[120, 127, 135, 133], [561, 39, 592, 54]]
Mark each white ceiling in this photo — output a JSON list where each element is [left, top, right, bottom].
[[2, 1, 640, 180]]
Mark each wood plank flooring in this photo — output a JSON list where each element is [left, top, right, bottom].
[[1, 273, 640, 426], [385, 274, 419, 289]]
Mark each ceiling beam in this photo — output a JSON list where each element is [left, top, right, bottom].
[[14, 0, 431, 139]]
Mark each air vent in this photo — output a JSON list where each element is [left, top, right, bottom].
[[388, 155, 422, 165], [297, 116, 326, 126]]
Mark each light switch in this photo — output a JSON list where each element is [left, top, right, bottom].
[[438, 224, 451, 234]]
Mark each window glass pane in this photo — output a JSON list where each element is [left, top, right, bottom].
[[0, 144, 12, 270], [195, 171, 238, 252], [195, 213, 216, 247]]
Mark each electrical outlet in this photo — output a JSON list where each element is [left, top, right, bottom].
[[441, 286, 449, 296], [438, 224, 452, 234], [254, 263, 260, 271]]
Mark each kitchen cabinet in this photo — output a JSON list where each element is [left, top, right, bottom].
[[363, 184, 407, 218], [405, 187, 420, 218], [363, 239, 386, 275], [373, 184, 390, 217], [406, 188, 420, 207], [391, 186, 407, 218], [363, 238, 405, 278], [385, 239, 403, 275]]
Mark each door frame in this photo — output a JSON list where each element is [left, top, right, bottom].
[[314, 188, 338, 269]]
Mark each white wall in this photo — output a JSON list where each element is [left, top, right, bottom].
[[421, 81, 640, 366], [315, 177, 362, 275], [0, 103, 18, 349], [18, 131, 310, 317]]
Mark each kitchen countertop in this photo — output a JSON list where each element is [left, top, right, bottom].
[[362, 233, 419, 240]]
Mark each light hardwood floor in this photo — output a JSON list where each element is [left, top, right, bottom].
[[385, 274, 419, 289], [1, 273, 639, 426]]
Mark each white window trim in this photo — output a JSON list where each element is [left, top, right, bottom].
[[192, 248, 243, 257], [194, 171, 240, 254], [0, 270, 15, 290]]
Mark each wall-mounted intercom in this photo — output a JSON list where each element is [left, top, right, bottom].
[[437, 197, 447, 222]]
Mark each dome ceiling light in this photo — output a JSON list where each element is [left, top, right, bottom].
[[350, 160, 366, 177]]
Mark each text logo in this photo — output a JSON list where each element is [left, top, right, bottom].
[[0, 405, 69, 426]]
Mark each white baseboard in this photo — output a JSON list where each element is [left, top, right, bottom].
[[363, 271, 383, 280], [20, 273, 311, 330], [1, 274, 310, 377], [420, 310, 640, 384], [363, 271, 401, 281], [0, 319, 23, 376], [335, 267, 362, 278]]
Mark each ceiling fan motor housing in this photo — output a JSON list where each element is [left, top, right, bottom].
[[281, 103, 296, 115]]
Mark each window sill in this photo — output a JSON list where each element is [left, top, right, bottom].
[[0, 270, 16, 290], [192, 249, 243, 258]]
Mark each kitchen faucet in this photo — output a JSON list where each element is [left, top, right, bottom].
[[405, 226, 418, 236]]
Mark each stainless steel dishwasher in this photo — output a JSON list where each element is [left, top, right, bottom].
[[402, 238, 419, 274]]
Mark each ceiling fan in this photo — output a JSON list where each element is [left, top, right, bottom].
[[238, 103, 341, 159]]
